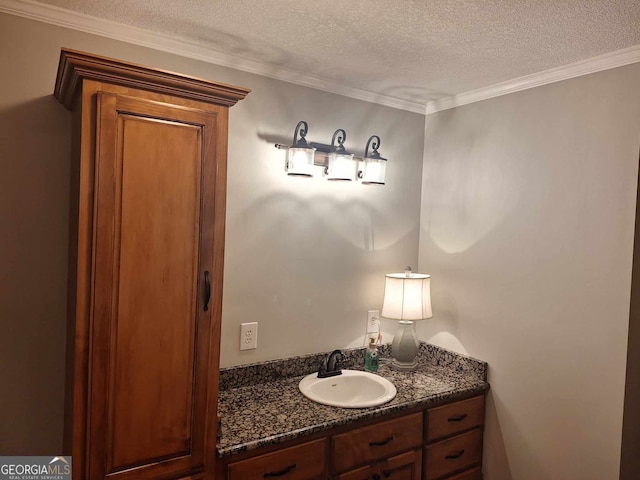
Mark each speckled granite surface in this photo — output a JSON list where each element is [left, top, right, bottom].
[[217, 342, 489, 457]]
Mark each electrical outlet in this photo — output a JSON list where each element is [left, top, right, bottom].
[[240, 322, 258, 350], [366, 310, 380, 336]]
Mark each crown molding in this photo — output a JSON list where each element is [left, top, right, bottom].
[[426, 44, 640, 114], [0, 0, 426, 114], [54, 48, 251, 110]]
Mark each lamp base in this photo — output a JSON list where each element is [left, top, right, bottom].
[[391, 320, 419, 371], [390, 358, 419, 371]]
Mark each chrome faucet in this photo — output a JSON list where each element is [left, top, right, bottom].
[[318, 349, 343, 378]]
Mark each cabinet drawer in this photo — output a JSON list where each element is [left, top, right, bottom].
[[426, 396, 484, 441], [424, 429, 482, 480], [446, 466, 483, 480], [332, 413, 423, 473], [227, 438, 326, 480]]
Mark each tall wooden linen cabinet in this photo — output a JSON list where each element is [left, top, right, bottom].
[[54, 50, 249, 480]]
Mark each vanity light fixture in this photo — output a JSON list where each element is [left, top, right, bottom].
[[381, 267, 432, 371], [285, 120, 316, 177], [275, 121, 387, 184]]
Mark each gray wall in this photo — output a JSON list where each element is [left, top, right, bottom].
[[418, 64, 640, 479], [621, 168, 640, 480], [0, 13, 425, 454]]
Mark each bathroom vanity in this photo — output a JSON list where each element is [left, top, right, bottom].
[[216, 344, 489, 480]]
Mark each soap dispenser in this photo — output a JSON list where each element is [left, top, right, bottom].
[[365, 338, 379, 372]]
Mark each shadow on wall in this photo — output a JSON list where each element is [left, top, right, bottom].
[[484, 391, 514, 479], [221, 187, 421, 364], [0, 95, 72, 454], [421, 109, 525, 255], [224, 188, 417, 305]]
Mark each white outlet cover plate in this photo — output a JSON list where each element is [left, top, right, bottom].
[[240, 322, 258, 350]]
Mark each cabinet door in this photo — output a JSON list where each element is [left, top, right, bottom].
[[88, 92, 224, 480], [378, 450, 422, 480], [334, 450, 421, 480]]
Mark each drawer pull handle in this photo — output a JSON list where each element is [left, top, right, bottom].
[[203, 271, 211, 312], [369, 435, 394, 447], [263, 464, 296, 477], [383, 470, 392, 478], [445, 449, 465, 460], [447, 413, 468, 422]]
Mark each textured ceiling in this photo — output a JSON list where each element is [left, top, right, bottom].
[[31, 0, 640, 107]]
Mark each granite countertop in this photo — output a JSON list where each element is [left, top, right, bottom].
[[217, 343, 489, 457]]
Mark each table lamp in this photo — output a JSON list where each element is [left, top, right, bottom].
[[381, 267, 432, 370]]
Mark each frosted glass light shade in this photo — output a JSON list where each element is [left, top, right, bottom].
[[286, 147, 316, 176], [327, 152, 357, 181], [361, 157, 387, 185], [381, 272, 432, 320]]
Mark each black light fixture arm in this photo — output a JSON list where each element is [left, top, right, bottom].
[[292, 120, 310, 147], [365, 135, 382, 158], [331, 128, 347, 152]]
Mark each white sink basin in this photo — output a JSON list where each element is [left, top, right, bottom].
[[299, 370, 396, 408]]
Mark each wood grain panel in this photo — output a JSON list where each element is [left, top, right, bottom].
[[331, 413, 423, 473], [424, 429, 483, 480], [446, 466, 483, 480], [89, 92, 219, 479], [379, 449, 422, 480], [334, 464, 375, 480], [227, 439, 326, 480], [109, 114, 202, 468], [426, 396, 485, 441]]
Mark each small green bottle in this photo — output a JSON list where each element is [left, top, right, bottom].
[[365, 338, 379, 372]]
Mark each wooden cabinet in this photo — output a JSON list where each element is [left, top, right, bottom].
[[424, 396, 485, 480], [218, 395, 484, 480], [54, 49, 249, 480]]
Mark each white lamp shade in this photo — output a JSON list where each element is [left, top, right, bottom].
[[361, 158, 387, 185], [286, 147, 316, 176], [381, 272, 432, 320], [327, 151, 357, 181]]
